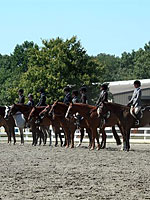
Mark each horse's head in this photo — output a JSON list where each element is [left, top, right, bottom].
[[48, 101, 58, 118], [39, 105, 51, 117], [48, 101, 67, 118], [65, 103, 75, 119], [8, 104, 19, 116], [28, 107, 36, 122]]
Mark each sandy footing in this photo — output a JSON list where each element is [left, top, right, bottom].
[[0, 143, 150, 200]]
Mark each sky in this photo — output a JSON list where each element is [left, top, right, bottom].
[[1, 0, 150, 56]]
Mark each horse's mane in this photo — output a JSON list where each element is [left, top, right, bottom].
[[105, 102, 129, 111], [15, 104, 31, 108], [0, 106, 6, 117], [73, 103, 95, 109]]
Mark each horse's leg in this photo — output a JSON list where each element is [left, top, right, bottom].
[[120, 126, 127, 151], [100, 128, 107, 149], [11, 127, 16, 145], [19, 128, 24, 145], [7, 131, 11, 144], [63, 127, 69, 148], [112, 126, 121, 145], [70, 127, 76, 148], [42, 128, 47, 145], [48, 129, 52, 146], [76, 128, 84, 147], [86, 128, 92, 148], [59, 131, 63, 147], [56, 127, 63, 147], [52, 126, 58, 147], [126, 128, 131, 151], [90, 127, 100, 150]]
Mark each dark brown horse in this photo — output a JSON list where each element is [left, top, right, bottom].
[[0, 106, 16, 144], [99, 102, 150, 151], [28, 106, 63, 146], [0, 115, 11, 143], [48, 102, 92, 148], [65, 103, 122, 150]]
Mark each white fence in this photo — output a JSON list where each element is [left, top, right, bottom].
[[1, 126, 150, 144]]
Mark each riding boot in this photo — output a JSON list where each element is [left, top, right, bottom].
[[135, 114, 140, 125], [35, 116, 43, 125], [76, 115, 82, 129]]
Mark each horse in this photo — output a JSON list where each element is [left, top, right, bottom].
[[9, 104, 44, 146], [98, 102, 150, 151], [47, 101, 93, 148], [65, 103, 122, 150], [0, 106, 16, 144], [28, 106, 63, 146], [40, 104, 92, 148]]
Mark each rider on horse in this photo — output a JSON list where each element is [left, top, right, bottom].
[[96, 83, 108, 106], [18, 89, 25, 104], [27, 94, 35, 106], [63, 86, 72, 105], [127, 80, 142, 125], [96, 84, 109, 125], [72, 90, 79, 103], [71, 90, 81, 128], [37, 88, 47, 106], [80, 86, 88, 104]]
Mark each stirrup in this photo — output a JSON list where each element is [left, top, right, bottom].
[[135, 120, 139, 125]]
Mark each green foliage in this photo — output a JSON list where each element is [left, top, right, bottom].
[[0, 38, 150, 105]]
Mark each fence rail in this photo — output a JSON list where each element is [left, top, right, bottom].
[[1, 126, 150, 144]]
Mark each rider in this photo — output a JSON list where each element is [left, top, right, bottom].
[[96, 84, 109, 126], [63, 86, 72, 105], [96, 83, 108, 106], [71, 90, 81, 128], [80, 86, 88, 104], [37, 88, 47, 106], [18, 89, 25, 104], [27, 94, 35, 106], [72, 90, 79, 103], [127, 80, 142, 125]]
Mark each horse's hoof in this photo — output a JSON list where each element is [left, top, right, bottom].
[[90, 147, 94, 150], [76, 143, 81, 148]]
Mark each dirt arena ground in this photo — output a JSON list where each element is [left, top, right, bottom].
[[0, 142, 150, 200]]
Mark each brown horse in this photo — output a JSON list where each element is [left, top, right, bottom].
[[48, 102, 92, 148], [0, 106, 16, 144], [9, 104, 44, 146], [28, 106, 63, 146], [0, 115, 11, 143], [65, 103, 122, 150], [40, 104, 92, 148], [99, 102, 150, 151]]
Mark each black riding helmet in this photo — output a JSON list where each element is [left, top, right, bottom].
[[18, 89, 24, 94], [101, 83, 108, 90], [80, 86, 87, 92], [39, 88, 45, 93], [134, 80, 141, 87], [72, 90, 79, 96], [64, 86, 70, 92]]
